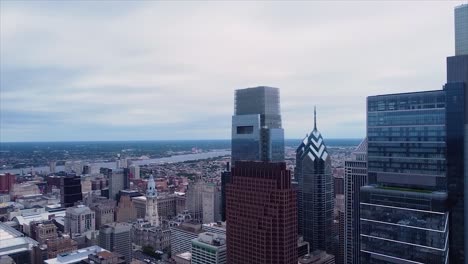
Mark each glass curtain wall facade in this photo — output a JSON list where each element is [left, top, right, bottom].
[[231, 86, 284, 162], [63, 176, 83, 208], [296, 112, 334, 252], [447, 5, 468, 263], [455, 4, 468, 56], [361, 91, 457, 264]]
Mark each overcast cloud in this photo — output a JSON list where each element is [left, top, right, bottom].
[[0, 1, 463, 142]]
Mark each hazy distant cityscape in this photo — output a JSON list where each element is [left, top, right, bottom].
[[0, 2, 467, 264], [0, 139, 360, 172]]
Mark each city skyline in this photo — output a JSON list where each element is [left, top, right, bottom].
[[1, 1, 465, 142]]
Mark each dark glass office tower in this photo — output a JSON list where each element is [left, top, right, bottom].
[[446, 4, 468, 263], [360, 6, 467, 263], [344, 138, 367, 264], [226, 161, 297, 264], [360, 89, 464, 263], [47, 174, 82, 208], [296, 109, 334, 252], [231, 86, 284, 162]]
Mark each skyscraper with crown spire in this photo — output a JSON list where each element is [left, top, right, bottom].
[[145, 174, 160, 226], [295, 107, 334, 252]]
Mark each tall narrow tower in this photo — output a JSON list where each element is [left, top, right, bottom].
[[145, 174, 159, 226], [344, 138, 367, 264], [295, 108, 334, 252]]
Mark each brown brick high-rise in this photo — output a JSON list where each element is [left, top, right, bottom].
[[226, 161, 298, 264]]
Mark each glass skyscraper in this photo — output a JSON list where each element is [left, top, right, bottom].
[[447, 4, 468, 263], [296, 109, 334, 253], [455, 4, 468, 56], [360, 5, 467, 263], [361, 91, 452, 264], [231, 86, 284, 162]]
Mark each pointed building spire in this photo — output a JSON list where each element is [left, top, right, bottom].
[[314, 106, 317, 130]]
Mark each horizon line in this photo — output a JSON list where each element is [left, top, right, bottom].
[[0, 138, 364, 144]]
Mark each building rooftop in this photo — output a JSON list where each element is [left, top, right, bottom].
[[44, 246, 109, 264], [354, 138, 367, 153], [202, 222, 226, 230], [0, 223, 38, 257], [95, 251, 114, 259], [100, 222, 132, 233], [172, 222, 203, 234], [12, 209, 66, 227], [298, 250, 334, 264], [65, 205, 93, 215], [175, 252, 192, 261], [193, 232, 226, 247]]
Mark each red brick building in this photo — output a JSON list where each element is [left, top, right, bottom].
[[226, 161, 298, 264], [0, 173, 16, 193]]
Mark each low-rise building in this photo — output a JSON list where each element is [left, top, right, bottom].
[[191, 232, 226, 264], [0, 223, 38, 264], [91, 200, 115, 229], [64, 205, 95, 237], [131, 196, 146, 219], [173, 252, 191, 264], [170, 222, 203, 256], [11, 182, 41, 199], [30, 220, 58, 244], [11, 208, 66, 235], [45, 237, 78, 259], [298, 237, 310, 258], [115, 196, 137, 223], [0, 173, 16, 194], [82, 251, 126, 264], [202, 222, 226, 235], [132, 221, 171, 252], [44, 246, 109, 264], [157, 194, 176, 220], [35, 235, 79, 263], [298, 251, 335, 264], [132, 193, 180, 221], [16, 194, 60, 209], [99, 223, 132, 263]]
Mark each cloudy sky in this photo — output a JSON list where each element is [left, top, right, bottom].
[[0, 1, 463, 142]]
